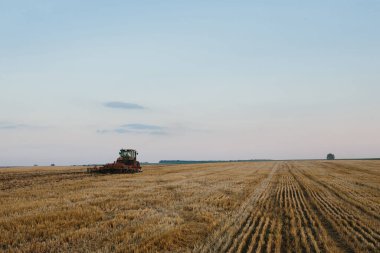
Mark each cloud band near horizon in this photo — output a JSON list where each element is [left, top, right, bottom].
[[104, 101, 145, 110]]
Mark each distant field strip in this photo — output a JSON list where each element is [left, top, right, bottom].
[[0, 161, 379, 252]]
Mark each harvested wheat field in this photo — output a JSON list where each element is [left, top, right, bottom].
[[0, 161, 379, 253]]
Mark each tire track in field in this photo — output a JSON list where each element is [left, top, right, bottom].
[[195, 162, 279, 253], [286, 175, 310, 253], [120, 163, 269, 253], [311, 163, 380, 219], [325, 175, 380, 213], [293, 165, 380, 252], [310, 190, 379, 251], [291, 168, 355, 253], [227, 164, 278, 253], [297, 166, 380, 239], [229, 173, 278, 253], [298, 165, 380, 221], [285, 162, 343, 253], [264, 219, 276, 253], [312, 192, 380, 248], [323, 161, 380, 177]]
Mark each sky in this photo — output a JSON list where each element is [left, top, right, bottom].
[[1, 0, 379, 165]]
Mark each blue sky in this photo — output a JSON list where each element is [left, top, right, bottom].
[[1, 0, 379, 165]]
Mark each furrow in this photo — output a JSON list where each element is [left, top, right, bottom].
[[286, 175, 306, 253], [245, 216, 266, 253], [288, 164, 333, 253], [226, 211, 260, 253], [196, 163, 279, 253], [253, 217, 271, 253], [297, 167, 378, 252], [289, 165, 351, 252], [297, 167, 380, 247], [265, 220, 276, 253], [312, 191, 378, 251], [300, 167, 380, 220]]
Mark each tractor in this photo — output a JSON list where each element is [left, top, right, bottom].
[[88, 148, 142, 173]]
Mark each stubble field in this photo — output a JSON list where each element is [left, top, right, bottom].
[[0, 160, 379, 252]]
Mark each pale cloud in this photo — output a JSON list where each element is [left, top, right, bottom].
[[97, 123, 167, 135], [0, 122, 30, 129], [0, 122, 51, 130], [104, 102, 145, 110]]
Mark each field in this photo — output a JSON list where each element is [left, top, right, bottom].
[[1, 161, 379, 252]]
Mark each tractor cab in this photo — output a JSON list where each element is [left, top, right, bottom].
[[119, 149, 138, 161]]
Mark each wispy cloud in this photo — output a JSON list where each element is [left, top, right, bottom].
[[97, 123, 210, 136], [104, 101, 145, 110], [97, 123, 167, 135], [0, 122, 51, 130], [0, 122, 31, 130], [121, 123, 163, 130]]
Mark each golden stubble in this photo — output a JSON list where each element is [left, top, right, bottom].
[[0, 161, 379, 252]]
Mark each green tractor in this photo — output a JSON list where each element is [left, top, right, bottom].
[[88, 148, 142, 173]]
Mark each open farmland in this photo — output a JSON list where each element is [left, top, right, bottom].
[[1, 161, 379, 252]]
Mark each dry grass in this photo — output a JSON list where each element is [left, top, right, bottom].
[[0, 161, 379, 252]]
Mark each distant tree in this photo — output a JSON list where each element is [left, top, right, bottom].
[[326, 153, 335, 160], [51, 163, 55, 166]]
